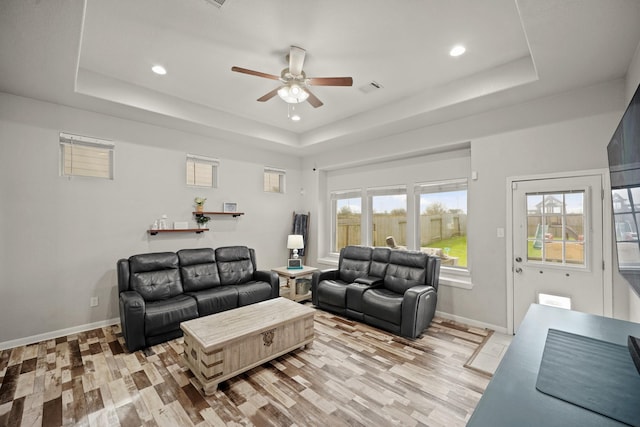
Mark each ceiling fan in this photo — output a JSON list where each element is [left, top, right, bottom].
[[231, 46, 353, 108]]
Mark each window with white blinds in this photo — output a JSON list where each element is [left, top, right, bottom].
[[264, 167, 286, 193], [187, 154, 219, 188], [59, 132, 114, 179]]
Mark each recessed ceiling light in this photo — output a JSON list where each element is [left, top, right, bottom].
[[151, 65, 167, 75], [449, 45, 466, 57]]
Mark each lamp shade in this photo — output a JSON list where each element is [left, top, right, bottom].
[[287, 234, 304, 249]]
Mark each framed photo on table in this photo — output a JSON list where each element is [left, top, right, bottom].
[[287, 259, 302, 269], [223, 202, 237, 213]]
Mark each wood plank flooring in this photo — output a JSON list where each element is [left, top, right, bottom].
[[0, 306, 491, 426]]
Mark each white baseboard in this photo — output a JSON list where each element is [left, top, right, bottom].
[[435, 310, 508, 335], [0, 317, 120, 351]]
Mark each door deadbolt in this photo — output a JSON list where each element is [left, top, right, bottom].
[[515, 257, 522, 263], [515, 267, 523, 273]]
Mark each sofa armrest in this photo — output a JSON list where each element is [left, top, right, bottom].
[[117, 258, 130, 293], [311, 269, 339, 305], [354, 275, 384, 286], [254, 270, 280, 298], [119, 291, 146, 352], [313, 269, 339, 282], [401, 285, 438, 339]]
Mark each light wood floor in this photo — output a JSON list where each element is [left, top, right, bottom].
[[0, 306, 491, 426]]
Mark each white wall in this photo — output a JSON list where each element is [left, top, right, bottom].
[[303, 79, 625, 330], [0, 76, 632, 345], [0, 93, 303, 346], [625, 40, 640, 323]]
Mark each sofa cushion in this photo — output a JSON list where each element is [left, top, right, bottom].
[[215, 246, 255, 285], [339, 246, 372, 283], [185, 286, 238, 317], [384, 251, 428, 294], [362, 288, 403, 325], [370, 247, 391, 278], [129, 252, 183, 301], [317, 279, 349, 308], [237, 281, 273, 306], [178, 248, 221, 292], [144, 295, 198, 336], [129, 252, 177, 273]]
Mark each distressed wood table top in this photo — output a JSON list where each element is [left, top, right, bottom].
[[180, 297, 314, 350]]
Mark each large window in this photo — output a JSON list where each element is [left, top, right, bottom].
[[415, 179, 468, 268], [60, 132, 114, 179], [369, 187, 407, 247], [186, 154, 219, 187], [264, 167, 286, 193], [332, 191, 362, 252]]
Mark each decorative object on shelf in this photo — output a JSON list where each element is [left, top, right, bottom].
[[174, 221, 188, 230], [223, 202, 238, 213], [151, 220, 159, 230], [194, 197, 207, 213], [159, 214, 168, 230], [196, 215, 211, 229]]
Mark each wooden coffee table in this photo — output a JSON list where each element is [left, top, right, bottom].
[[180, 297, 315, 395]]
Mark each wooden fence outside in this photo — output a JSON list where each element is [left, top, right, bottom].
[[337, 213, 468, 249]]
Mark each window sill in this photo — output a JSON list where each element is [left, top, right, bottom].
[[438, 273, 473, 289], [317, 257, 339, 268]]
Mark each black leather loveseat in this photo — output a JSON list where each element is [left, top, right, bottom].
[[312, 246, 440, 339], [117, 246, 279, 351]]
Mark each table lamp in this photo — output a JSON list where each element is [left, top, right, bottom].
[[287, 234, 304, 269]]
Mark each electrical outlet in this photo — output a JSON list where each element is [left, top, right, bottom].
[[90, 297, 99, 307]]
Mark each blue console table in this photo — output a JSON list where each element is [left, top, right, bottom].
[[467, 304, 640, 427]]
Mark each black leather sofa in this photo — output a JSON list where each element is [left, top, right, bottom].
[[312, 246, 440, 339], [117, 246, 279, 352]]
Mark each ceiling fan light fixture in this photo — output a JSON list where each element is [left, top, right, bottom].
[[278, 83, 309, 104], [288, 104, 301, 121]]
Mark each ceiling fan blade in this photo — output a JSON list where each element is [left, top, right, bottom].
[[288, 46, 306, 77], [257, 87, 281, 102], [307, 77, 353, 86], [305, 89, 323, 108], [231, 66, 280, 80]]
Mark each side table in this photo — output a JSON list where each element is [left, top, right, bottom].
[[271, 265, 318, 302]]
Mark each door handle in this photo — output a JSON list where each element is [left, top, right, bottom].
[[515, 267, 523, 274], [515, 257, 522, 263]]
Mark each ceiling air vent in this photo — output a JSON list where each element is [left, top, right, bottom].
[[359, 81, 384, 94], [204, 0, 226, 8]]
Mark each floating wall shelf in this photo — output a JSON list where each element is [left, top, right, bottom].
[[148, 229, 208, 236], [193, 211, 245, 218]]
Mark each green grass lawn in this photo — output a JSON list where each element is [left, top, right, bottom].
[[423, 235, 467, 267]]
